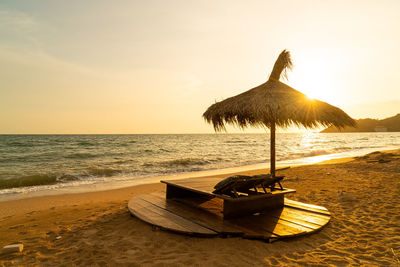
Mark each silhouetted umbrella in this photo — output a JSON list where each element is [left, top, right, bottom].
[[203, 50, 356, 178]]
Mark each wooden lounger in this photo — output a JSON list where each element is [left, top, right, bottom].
[[213, 174, 284, 198], [162, 176, 295, 219]]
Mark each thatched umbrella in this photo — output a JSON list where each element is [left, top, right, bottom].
[[203, 50, 356, 178]]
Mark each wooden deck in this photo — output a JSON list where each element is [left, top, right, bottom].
[[128, 177, 331, 242]]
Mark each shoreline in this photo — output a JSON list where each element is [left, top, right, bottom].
[[1, 146, 397, 203], [1, 148, 399, 265], [0, 151, 360, 219], [0, 155, 351, 204]]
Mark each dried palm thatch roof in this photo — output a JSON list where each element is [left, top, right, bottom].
[[203, 50, 356, 131]]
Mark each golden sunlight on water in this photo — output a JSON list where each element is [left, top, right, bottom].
[[299, 132, 319, 149]]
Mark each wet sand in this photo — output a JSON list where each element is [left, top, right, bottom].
[[1, 150, 399, 266]]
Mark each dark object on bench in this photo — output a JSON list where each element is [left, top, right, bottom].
[[213, 174, 284, 198]]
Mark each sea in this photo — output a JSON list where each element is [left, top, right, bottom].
[[0, 133, 399, 198]]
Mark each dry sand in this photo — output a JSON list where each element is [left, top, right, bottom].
[[1, 150, 399, 266]]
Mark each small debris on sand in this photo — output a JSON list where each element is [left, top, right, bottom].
[[2, 243, 23, 254]]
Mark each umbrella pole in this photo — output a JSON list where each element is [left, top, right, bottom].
[[270, 122, 276, 178]]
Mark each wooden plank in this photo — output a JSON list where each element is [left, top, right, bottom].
[[128, 198, 190, 233], [223, 194, 284, 219], [240, 227, 278, 240], [283, 207, 330, 226], [166, 184, 206, 199], [129, 197, 190, 231], [228, 208, 316, 237], [138, 200, 217, 236], [285, 198, 329, 212], [168, 184, 213, 190], [165, 177, 220, 183], [173, 196, 224, 217], [262, 216, 315, 236], [268, 216, 315, 235], [170, 180, 217, 185], [283, 205, 330, 219], [227, 215, 280, 239], [162, 179, 217, 188], [284, 199, 331, 216], [129, 196, 217, 236], [183, 185, 214, 191], [229, 213, 295, 238], [273, 217, 315, 234], [173, 182, 213, 187], [136, 196, 218, 236], [163, 182, 213, 197], [278, 209, 328, 228], [142, 193, 243, 235], [265, 209, 322, 230], [278, 215, 321, 230], [183, 186, 214, 193]]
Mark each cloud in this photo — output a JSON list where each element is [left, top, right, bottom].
[[0, 8, 38, 31], [0, 8, 42, 50]]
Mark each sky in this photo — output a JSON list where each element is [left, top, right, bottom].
[[1, 0, 399, 134]]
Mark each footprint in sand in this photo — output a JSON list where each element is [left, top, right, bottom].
[[9, 224, 24, 229]]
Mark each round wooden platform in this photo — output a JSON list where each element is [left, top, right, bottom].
[[128, 192, 331, 242]]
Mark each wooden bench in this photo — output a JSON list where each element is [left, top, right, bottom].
[[161, 176, 295, 219]]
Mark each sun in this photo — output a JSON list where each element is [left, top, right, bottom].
[[287, 53, 343, 106], [301, 78, 333, 101]]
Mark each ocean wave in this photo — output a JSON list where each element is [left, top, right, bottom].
[[111, 159, 136, 164], [0, 166, 123, 189], [0, 174, 58, 189], [143, 158, 212, 168], [76, 141, 96, 146], [64, 153, 99, 159], [6, 141, 32, 147], [293, 149, 332, 158], [164, 158, 211, 166], [117, 143, 130, 147], [85, 166, 120, 177], [0, 152, 62, 163]]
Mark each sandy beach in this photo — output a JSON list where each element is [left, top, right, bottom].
[[1, 149, 399, 266]]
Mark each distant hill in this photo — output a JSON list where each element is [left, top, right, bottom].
[[321, 114, 400, 133]]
